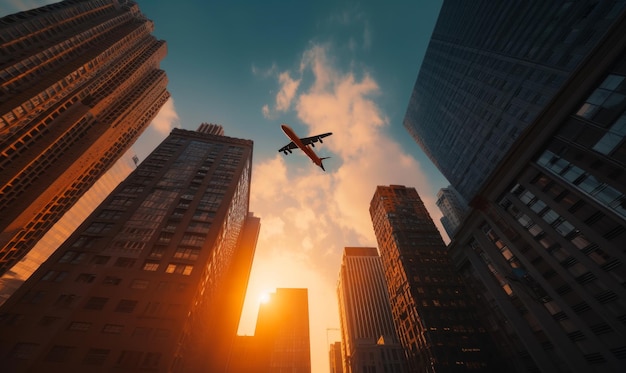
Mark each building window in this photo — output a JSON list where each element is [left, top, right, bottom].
[[67, 322, 91, 332], [115, 299, 138, 313], [83, 348, 110, 365], [58, 250, 87, 264], [11, 343, 39, 360], [84, 297, 108, 310], [593, 113, 626, 155], [130, 279, 149, 290], [142, 260, 159, 271], [103, 276, 122, 286], [114, 257, 136, 268], [142, 352, 162, 369], [41, 270, 68, 282], [102, 324, 124, 334], [76, 273, 96, 283], [90, 255, 110, 265], [165, 263, 193, 276], [116, 350, 143, 368], [44, 345, 74, 362], [173, 247, 200, 261]]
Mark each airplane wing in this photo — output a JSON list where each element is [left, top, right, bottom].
[[278, 142, 298, 153], [300, 132, 332, 146]]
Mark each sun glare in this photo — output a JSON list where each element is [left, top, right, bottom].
[[259, 292, 271, 304]]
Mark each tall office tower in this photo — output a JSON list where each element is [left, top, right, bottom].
[[369, 185, 506, 372], [448, 15, 626, 372], [403, 0, 626, 201], [0, 1, 170, 276], [329, 341, 344, 373], [436, 186, 469, 239], [0, 126, 256, 372], [229, 288, 312, 373], [337, 247, 408, 373]]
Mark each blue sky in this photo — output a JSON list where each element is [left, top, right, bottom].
[[2, 1, 445, 371]]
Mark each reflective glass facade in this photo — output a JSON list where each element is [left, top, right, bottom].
[[0, 0, 169, 275], [404, 0, 626, 201], [448, 24, 626, 371]]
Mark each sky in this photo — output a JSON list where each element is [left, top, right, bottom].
[[1, 1, 447, 371]]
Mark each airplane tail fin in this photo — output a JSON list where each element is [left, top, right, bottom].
[[320, 157, 331, 171]]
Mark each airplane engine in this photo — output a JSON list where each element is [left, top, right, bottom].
[[288, 149, 292, 153], [319, 138, 323, 143], [283, 150, 288, 155], [311, 143, 315, 147]]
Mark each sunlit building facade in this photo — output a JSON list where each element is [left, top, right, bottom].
[[0, 152, 137, 306], [0, 126, 256, 372], [230, 288, 311, 373], [404, 0, 626, 201], [448, 17, 626, 372], [369, 185, 506, 372], [436, 186, 469, 240], [0, 0, 169, 275], [337, 247, 408, 373]]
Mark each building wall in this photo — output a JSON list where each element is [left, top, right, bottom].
[[436, 186, 469, 239], [449, 22, 626, 372], [337, 247, 408, 373], [403, 0, 626, 201], [369, 185, 507, 372], [0, 0, 169, 275], [0, 127, 254, 372]]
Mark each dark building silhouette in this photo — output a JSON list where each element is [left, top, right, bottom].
[[229, 288, 311, 373], [447, 14, 626, 372], [329, 341, 343, 373], [404, 0, 626, 201], [369, 185, 506, 372], [0, 0, 169, 276], [0, 125, 258, 372], [337, 247, 408, 373]]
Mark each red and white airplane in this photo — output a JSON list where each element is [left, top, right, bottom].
[[278, 124, 333, 171]]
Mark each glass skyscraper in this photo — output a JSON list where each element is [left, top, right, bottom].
[[0, 0, 169, 276], [0, 125, 258, 372], [404, 0, 626, 201], [447, 14, 626, 372]]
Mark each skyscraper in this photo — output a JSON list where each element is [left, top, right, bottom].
[[369, 185, 505, 372], [337, 247, 408, 373], [329, 341, 344, 373], [436, 186, 469, 239], [0, 0, 170, 275], [404, 0, 626, 201], [447, 14, 626, 372], [0, 125, 256, 372], [230, 288, 312, 373]]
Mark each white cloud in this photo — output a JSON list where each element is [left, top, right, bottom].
[[245, 43, 445, 372], [275, 72, 300, 112], [1, 0, 60, 16], [151, 97, 180, 135]]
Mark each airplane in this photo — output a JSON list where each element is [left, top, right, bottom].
[[278, 124, 333, 171]]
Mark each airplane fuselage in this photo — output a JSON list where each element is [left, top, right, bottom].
[[281, 124, 325, 169]]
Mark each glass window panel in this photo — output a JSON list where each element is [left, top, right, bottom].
[[576, 103, 598, 118], [595, 186, 621, 204], [593, 132, 622, 154], [563, 166, 584, 182], [600, 74, 625, 90], [587, 89, 611, 105], [542, 209, 560, 224], [603, 93, 626, 108], [555, 220, 575, 236], [578, 175, 601, 193], [530, 199, 547, 213]]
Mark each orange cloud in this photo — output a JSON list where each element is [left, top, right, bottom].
[[247, 43, 446, 373]]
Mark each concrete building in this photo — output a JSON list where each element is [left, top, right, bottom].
[[436, 186, 469, 239], [0, 125, 257, 372], [447, 13, 626, 372], [369, 185, 506, 372], [337, 247, 408, 373], [403, 0, 626, 201], [0, 0, 169, 275]]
